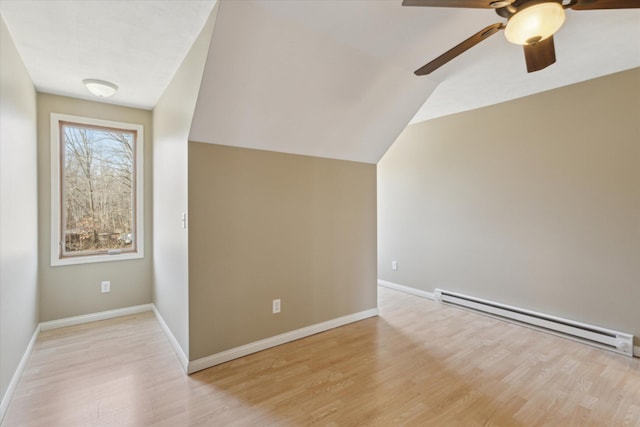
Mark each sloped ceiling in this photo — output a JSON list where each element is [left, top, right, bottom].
[[189, 0, 437, 163], [190, 0, 639, 163], [412, 9, 640, 123], [1, 0, 638, 163]]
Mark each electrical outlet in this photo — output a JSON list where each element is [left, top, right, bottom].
[[391, 260, 398, 271], [272, 299, 281, 314], [101, 281, 110, 293]]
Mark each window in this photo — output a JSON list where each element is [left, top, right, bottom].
[[50, 113, 143, 266]]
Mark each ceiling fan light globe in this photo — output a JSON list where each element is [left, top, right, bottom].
[[504, 2, 565, 45]]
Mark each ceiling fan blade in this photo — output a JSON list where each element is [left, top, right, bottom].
[[402, 0, 499, 7], [414, 23, 504, 75], [571, 0, 640, 10], [523, 36, 556, 73]]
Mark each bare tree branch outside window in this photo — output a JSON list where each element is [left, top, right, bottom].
[[61, 122, 136, 255]]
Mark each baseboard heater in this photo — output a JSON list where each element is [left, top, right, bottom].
[[434, 289, 634, 357]]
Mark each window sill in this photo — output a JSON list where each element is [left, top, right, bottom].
[[51, 251, 144, 267]]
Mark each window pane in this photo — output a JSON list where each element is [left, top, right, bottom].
[[61, 122, 137, 256]]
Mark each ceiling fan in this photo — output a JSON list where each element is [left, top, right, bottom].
[[403, 0, 639, 74]]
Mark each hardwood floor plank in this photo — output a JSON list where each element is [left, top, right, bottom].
[[3, 287, 639, 426]]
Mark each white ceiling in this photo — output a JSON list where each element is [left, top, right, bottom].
[[0, 0, 216, 110], [1, 0, 638, 120], [253, 1, 640, 123], [189, 0, 438, 163]]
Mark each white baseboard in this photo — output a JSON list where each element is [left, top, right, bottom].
[[377, 279, 435, 301], [188, 308, 379, 374], [39, 304, 153, 331], [152, 306, 189, 372], [0, 324, 40, 424]]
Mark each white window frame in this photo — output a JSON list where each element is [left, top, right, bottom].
[[50, 113, 144, 266]]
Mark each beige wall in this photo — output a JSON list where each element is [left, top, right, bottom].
[[37, 94, 153, 321], [378, 68, 640, 341], [0, 16, 39, 414], [188, 143, 377, 360], [152, 5, 217, 358]]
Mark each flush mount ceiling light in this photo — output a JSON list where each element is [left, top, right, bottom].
[[504, 2, 566, 45], [83, 79, 118, 98]]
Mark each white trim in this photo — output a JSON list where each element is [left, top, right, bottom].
[[377, 279, 435, 301], [50, 113, 144, 267], [0, 324, 39, 424], [188, 308, 379, 374], [39, 304, 153, 331], [152, 306, 189, 372]]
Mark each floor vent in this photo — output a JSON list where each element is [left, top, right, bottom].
[[434, 289, 634, 357]]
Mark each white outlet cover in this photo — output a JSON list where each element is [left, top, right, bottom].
[[272, 299, 281, 314], [101, 281, 110, 293]]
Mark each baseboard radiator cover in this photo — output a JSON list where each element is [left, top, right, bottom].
[[434, 289, 634, 357]]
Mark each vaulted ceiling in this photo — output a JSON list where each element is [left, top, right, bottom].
[[1, 0, 639, 162], [188, 0, 437, 163]]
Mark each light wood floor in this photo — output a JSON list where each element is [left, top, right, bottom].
[[4, 287, 640, 426]]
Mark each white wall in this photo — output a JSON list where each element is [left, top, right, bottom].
[[0, 16, 39, 418], [152, 5, 218, 359], [378, 69, 640, 342]]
